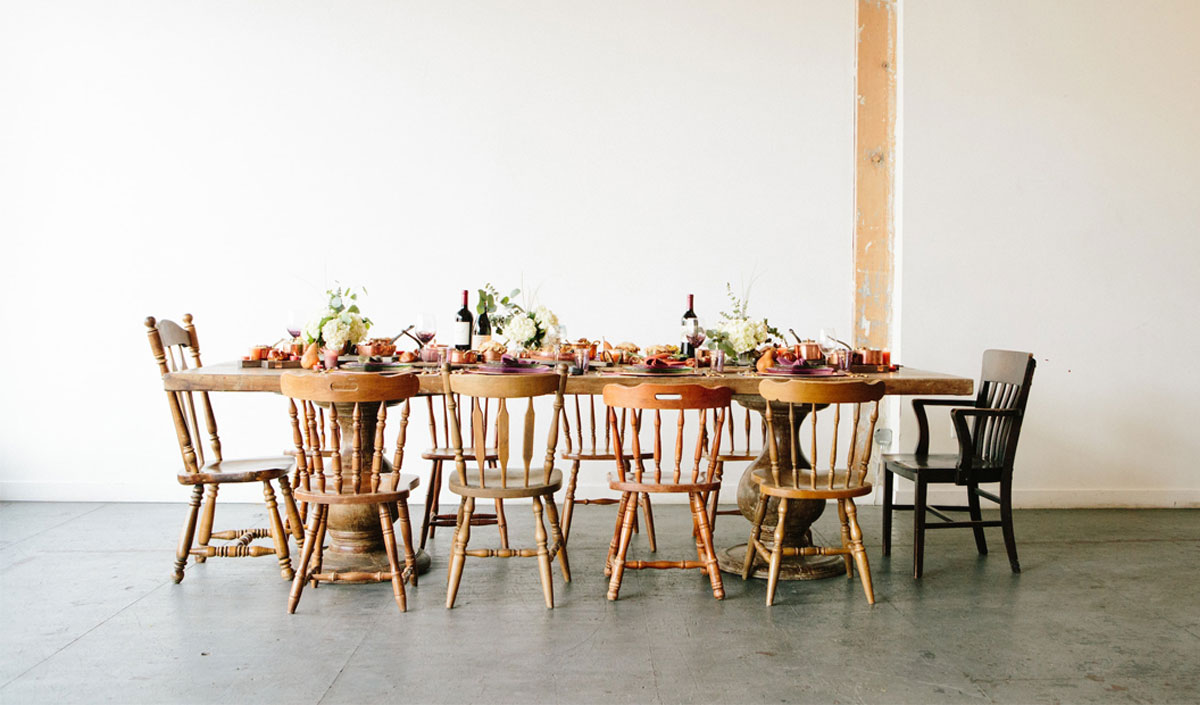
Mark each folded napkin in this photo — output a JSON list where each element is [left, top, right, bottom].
[[499, 353, 531, 367], [771, 360, 836, 374], [642, 354, 690, 369]]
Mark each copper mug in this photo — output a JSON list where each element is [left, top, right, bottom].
[[796, 342, 822, 361]]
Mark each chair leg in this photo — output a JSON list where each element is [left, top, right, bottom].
[[914, 477, 928, 579], [378, 503, 408, 613], [494, 498, 510, 549], [396, 497, 418, 587], [445, 497, 472, 609], [706, 461, 725, 531], [690, 493, 724, 600], [311, 505, 328, 587], [766, 498, 788, 606], [278, 479, 305, 542], [420, 460, 441, 550], [836, 496, 854, 579], [263, 481, 294, 580], [639, 493, 657, 552], [881, 466, 894, 557], [288, 504, 324, 614], [967, 481, 988, 555], [844, 498, 875, 605], [542, 494, 571, 583], [741, 494, 768, 580], [531, 496, 555, 609], [173, 484, 204, 583], [1000, 476, 1020, 573], [561, 459, 581, 543], [195, 484, 218, 563], [604, 492, 633, 577], [607, 492, 638, 601]]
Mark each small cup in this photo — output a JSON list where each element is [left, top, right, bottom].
[[574, 348, 590, 373], [322, 348, 340, 370], [712, 349, 726, 373]]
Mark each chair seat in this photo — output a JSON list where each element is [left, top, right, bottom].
[[562, 448, 652, 461], [883, 454, 1002, 484], [178, 456, 294, 485], [608, 472, 720, 494], [750, 468, 871, 499], [448, 468, 562, 498], [714, 451, 760, 462], [295, 472, 420, 505], [422, 447, 498, 461]]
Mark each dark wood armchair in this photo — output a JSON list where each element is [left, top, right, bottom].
[[882, 349, 1036, 577]]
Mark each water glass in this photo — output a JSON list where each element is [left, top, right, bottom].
[[712, 349, 726, 373], [574, 348, 590, 373]]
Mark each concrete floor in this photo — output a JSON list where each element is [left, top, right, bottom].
[[0, 501, 1196, 705]]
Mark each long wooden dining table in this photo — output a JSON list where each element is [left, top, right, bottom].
[[162, 363, 972, 582]]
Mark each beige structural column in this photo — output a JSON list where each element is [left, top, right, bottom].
[[853, 0, 898, 349]]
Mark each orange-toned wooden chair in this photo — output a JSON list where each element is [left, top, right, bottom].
[[703, 400, 763, 525], [602, 383, 732, 601], [559, 394, 657, 549], [145, 315, 303, 584], [281, 371, 421, 613], [441, 365, 571, 609], [741, 379, 885, 605]]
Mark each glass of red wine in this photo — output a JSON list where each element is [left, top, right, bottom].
[[414, 313, 437, 348], [683, 317, 706, 352], [286, 309, 302, 340]]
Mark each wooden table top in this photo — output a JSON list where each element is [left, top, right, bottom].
[[163, 362, 973, 397]]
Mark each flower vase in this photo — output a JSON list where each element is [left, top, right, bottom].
[[737, 350, 759, 367]]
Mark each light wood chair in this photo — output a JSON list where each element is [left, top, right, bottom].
[[419, 393, 504, 551], [145, 315, 303, 584], [882, 350, 1036, 577], [741, 379, 885, 605], [559, 394, 656, 550], [602, 383, 732, 601], [281, 371, 422, 613], [441, 365, 571, 609]]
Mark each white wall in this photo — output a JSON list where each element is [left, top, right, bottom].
[[899, 0, 1200, 507], [0, 1, 856, 502]]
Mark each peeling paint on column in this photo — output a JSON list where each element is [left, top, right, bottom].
[[853, 0, 897, 351]]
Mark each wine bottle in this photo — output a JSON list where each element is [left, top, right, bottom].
[[680, 293, 697, 358], [454, 290, 473, 351], [473, 294, 492, 350]]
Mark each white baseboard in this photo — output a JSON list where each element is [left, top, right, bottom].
[[3, 480, 1198, 508]]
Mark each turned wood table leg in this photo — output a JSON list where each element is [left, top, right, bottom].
[[715, 395, 846, 581], [318, 401, 432, 580]]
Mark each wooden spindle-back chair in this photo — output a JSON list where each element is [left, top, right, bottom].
[[441, 365, 571, 609], [145, 315, 302, 584], [419, 392, 504, 551], [281, 371, 422, 613], [741, 379, 885, 605], [602, 383, 733, 601], [559, 394, 657, 549], [702, 401, 764, 524], [882, 350, 1036, 577]]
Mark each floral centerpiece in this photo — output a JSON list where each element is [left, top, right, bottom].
[[479, 283, 562, 351], [707, 283, 779, 361], [303, 285, 372, 355]]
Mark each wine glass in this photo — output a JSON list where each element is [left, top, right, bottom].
[[285, 309, 302, 341], [554, 325, 568, 360], [414, 312, 437, 349], [819, 327, 842, 365], [683, 317, 706, 352]]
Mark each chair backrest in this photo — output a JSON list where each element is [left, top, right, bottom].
[[970, 350, 1036, 470], [281, 372, 420, 495], [443, 366, 568, 488], [602, 384, 733, 485], [426, 392, 498, 450], [757, 379, 886, 490], [560, 394, 633, 456], [711, 401, 761, 459], [145, 314, 220, 473]]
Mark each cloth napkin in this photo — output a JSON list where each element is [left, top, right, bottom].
[[642, 354, 690, 369]]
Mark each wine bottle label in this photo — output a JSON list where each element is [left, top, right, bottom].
[[454, 322, 471, 346], [472, 333, 492, 350]]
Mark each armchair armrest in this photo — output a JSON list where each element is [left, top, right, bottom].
[[911, 398, 974, 455], [949, 407, 1021, 465]]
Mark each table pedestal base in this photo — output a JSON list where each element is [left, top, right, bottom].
[[322, 502, 432, 579], [716, 543, 846, 581]]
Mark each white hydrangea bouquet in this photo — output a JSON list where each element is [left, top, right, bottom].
[[480, 282, 562, 350], [303, 285, 372, 353], [708, 283, 780, 359]]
